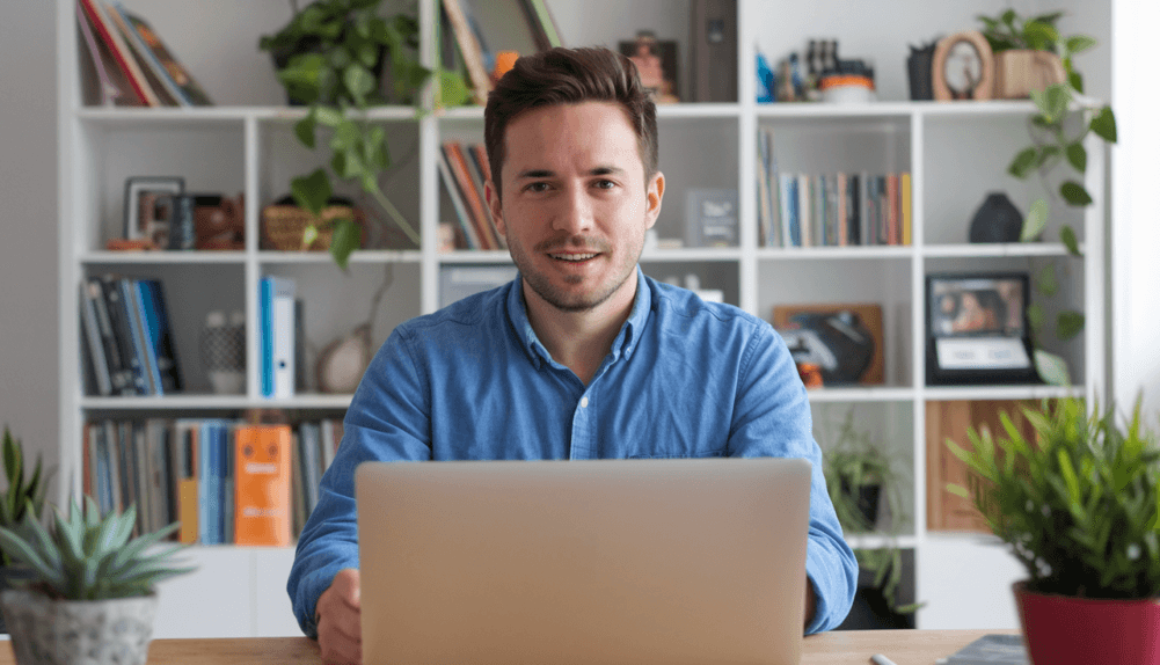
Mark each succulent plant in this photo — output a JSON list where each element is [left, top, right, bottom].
[[0, 496, 194, 600], [0, 426, 52, 567]]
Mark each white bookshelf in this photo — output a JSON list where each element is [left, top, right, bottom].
[[57, 0, 1111, 637]]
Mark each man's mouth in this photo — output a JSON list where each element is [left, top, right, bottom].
[[550, 253, 599, 262]]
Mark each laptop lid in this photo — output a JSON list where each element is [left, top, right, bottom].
[[356, 458, 811, 665]]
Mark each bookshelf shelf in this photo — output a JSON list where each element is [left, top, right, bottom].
[[58, 0, 1109, 637]]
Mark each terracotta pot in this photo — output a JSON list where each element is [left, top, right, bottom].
[[1014, 581, 1160, 665], [992, 50, 1066, 99]]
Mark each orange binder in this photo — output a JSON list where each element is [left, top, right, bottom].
[[234, 425, 292, 547]]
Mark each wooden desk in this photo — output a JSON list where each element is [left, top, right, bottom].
[[0, 629, 1016, 664]]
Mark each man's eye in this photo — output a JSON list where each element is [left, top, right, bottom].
[[525, 182, 550, 193], [593, 180, 616, 189]]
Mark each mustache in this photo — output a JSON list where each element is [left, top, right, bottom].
[[534, 235, 610, 253]]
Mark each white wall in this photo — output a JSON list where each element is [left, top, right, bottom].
[[1112, 0, 1160, 417], [0, 3, 60, 478]]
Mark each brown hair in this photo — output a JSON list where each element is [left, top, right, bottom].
[[483, 47, 658, 201]]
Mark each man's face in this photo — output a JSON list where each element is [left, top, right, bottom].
[[487, 102, 663, 313]]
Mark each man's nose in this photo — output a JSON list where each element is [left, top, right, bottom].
[[551, 187, 594, 234]]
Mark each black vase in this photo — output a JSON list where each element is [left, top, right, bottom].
[[969, 192, 1024, 243]]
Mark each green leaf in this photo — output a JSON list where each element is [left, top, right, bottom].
[[290, 169, 333, 217], [1090, 106, 1118, 144], [329, 119, 361, 153], [1057, 311, 1086, 341], [3, 427, 21, 489], [0, 525, 62, 587], [1066, 142, 1087, 173], [1060, 226, 1081, 256], [331, 148, 365, 180], [1034, 350, 1071, 386], [1066, 35, 1097, 54], [302, 225, 319, 249], [1043, 84, 1071, 123], [1037, 145, 1061, 170], [1009, 147, 1040, 179], [1069, 71, 1084, 94], [1027, 303, 1046, 333], [343, 64, 377, 107], [329, 219, 361, 269], [294, 113, 317, 149], [1060, 181, 1093, 206], [314, 106, 344, 127], [438, 69, 473, 107], [1021, 198, 1049, 241], [1036, 264, 1059, 297], [1023, 21, 1059, 51]]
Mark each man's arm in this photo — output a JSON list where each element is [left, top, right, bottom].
[[287, 326, 433, 643], [726, 323, 859, 634]]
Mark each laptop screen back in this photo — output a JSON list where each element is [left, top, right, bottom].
[[356, 458, 811, 665]]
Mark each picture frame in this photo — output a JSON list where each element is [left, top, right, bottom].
[[931, 30, 993, 101], [124, 176, 184, 244], [685, 188, 739, 248], [773, 303, 884, 386], [619, 31, 680, 103], [925, 272, 1039, 385]]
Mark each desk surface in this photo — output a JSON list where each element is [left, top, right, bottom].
[[0, 629, 1018, 664]]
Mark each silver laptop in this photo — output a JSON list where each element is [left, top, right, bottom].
[[356, 458, 811, 665]]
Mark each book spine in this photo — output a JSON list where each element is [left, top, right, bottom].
[[107, 1, 190, 106], [77, 0, 158, 106], [901, 172, 913, 246], [143, 280, 182, 392], [443, 141, 495, 250], [98, 276, 147, 395], [467, 144, 505, 248], [131, 280, 164, 395], [260, 278, 273, 397], [441, 0, 491, 105], [270, 278, 296, 399], [79, 283, 113, 396], [438, 147, 481, 249]]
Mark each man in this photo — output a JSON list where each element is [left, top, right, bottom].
[[288, 47, 858, 665]]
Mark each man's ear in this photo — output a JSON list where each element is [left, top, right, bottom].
[[645, 171, 665, 229], [485, 179, 505, 237]]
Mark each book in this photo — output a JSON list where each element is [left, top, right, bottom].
[[77, 0, 159, 106], [173, 419, 200, 544], [75, 3, 131, 107], [260, 276, 297, 399], [901, 172, 913, 246], [290, 430, 306, 539], [522, 0, 563, 49], [197, 419, 225, 545], [437, 146, 482, 249], [107, 2, 214, 106], [79, 282, 113, 396], [299, 421, 322, 516], [689, 0, 738, 103], [442, 141, 496, 249], [234, 424, 293, 548], [137, 279, 182, 393], [937, 634, 1028, 664], [463, 144, 503, 247], [98, 276, 148, 395], [442, 0, 492, 105]]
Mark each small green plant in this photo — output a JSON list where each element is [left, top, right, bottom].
[[0, 426, 51, 567], [820, 409, 918, 615], [259, 0, 471, 267], [977, 10, 1117, 386], [947, 397, 1160, 599], [0, 497, 194, 600]]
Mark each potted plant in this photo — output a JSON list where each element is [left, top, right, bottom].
[[0, 497, 194, 665], [258, 0, 471, 267], [820, 409, 918, 624], [947, 397, 1160, 665], [0, 426, 52, 633], [977, 9, 1117, 386]]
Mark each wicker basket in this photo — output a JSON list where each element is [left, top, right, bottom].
[[261, 204, 367, 251]]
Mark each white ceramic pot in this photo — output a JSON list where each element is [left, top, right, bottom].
[[0, 588, 158, 665]]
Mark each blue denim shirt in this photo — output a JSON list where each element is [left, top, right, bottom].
[[288, 269, 858, 636]]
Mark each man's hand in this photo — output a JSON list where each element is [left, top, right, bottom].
[[317, 568, 362, 665]]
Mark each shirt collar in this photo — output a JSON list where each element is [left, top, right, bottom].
[[505, 266, 653, 369]]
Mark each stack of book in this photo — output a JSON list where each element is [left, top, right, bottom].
[[438, 141, 506, 250], [757, 127, 912, 248], [84, 417, 344, 545], [76, 0, 213, 108], [79, 275, 182, 397]]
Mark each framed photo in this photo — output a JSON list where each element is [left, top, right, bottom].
[[931, 30, 993, 101], [925, 272, 1039, 385], [619, 31, 679, 103], [773, 303, 884, 386], [124, 176, 184, 244]]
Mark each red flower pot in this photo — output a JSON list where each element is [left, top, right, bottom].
[[1014, 581, 1160, 665]]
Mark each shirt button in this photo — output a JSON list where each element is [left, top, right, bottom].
[[580, 397, 589, 408]]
